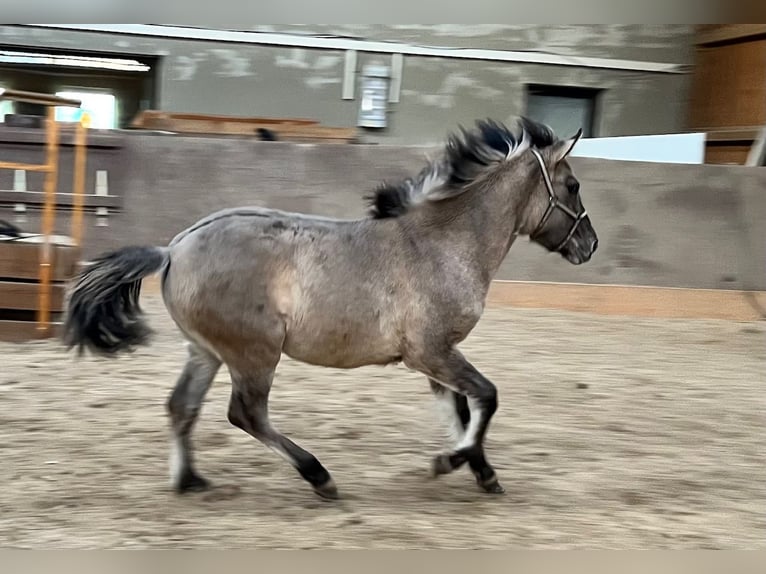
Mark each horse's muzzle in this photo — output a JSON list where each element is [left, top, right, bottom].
[[561, 235, 598, 265]]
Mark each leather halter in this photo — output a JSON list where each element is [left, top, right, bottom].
[[528, 148, 588, 252]]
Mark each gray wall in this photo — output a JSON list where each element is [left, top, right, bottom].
[[254, 25, 696, 65], [2, 130, 764, 293], [0, 25, 693, 145]]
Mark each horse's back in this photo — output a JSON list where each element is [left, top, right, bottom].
[[169, 206, 354, 247]]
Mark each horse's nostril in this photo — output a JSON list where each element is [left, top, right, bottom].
[[591, 238, 598, 252]]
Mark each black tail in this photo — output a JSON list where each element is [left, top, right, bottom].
[[62, 245, 169, 356]]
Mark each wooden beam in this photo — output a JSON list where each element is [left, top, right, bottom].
[[702, 127, 762, 142], [0, 88, 81, 107], [0, 281, 66, 311], [131, 110, 319, 128], [35, 106, 60, 335], [0, 190, 122, 210], [0, 127, 123, 149], [696, 24, 766, 46], [70, 113, 88, 247], [0, 320, 61, 342], [130, 110, 357, 142], [0, 241, 79, 281], [0, 161, 52, 172]]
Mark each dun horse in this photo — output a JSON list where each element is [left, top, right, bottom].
[[63, 117, 598, 499]]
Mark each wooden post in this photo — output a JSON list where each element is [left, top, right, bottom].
[[36, 106, 60, 335], [70, 112, 89, 247]]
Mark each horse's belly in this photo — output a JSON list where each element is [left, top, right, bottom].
[[282, 324, 399, 369]]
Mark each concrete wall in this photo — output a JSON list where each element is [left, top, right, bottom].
[[0, 25, 693, 145], [257, 25, 696, 65], [2, 130, 763, 293]]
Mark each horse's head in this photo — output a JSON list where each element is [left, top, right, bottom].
[[516, 127, 598, 265], [368, 117, 598, 267]]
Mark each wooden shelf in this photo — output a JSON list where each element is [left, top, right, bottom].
[[130, 110, 358, 143]]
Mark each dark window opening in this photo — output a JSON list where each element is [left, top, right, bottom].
[[0, 46, 159, 129], [525, 84, 601, 139]]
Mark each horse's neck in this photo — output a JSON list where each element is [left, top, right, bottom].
[[410, 189, 520, 285], [472, 181, 529, 279], [474, 206, 519, 282]]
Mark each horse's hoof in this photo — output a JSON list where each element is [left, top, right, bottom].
[[431, 454, 453, 477], [313, 478, 339, 500], [177, 471, 211, 493], [478, 477, 505, 494]]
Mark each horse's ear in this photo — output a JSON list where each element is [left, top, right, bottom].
[[550, 128, 583, 164]]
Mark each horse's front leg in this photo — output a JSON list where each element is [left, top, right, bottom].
[[416, 350, 504, 494]]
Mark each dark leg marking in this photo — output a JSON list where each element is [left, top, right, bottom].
[[166, 343, 221, 493], [227, 368, 338, 500], [424, 351, 504, 494], [454, 392, 470, 428]]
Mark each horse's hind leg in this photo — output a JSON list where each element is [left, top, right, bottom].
[[429, 378, 470, 446], [166, 342, 221, 493], [227, 365, 338, 500]]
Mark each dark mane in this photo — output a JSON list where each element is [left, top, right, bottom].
[[367, 182, 410, 220], [367, 162, 449, 220], [368, 116, 558, 219]]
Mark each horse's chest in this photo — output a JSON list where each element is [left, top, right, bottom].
[[452, 302, 484, 338], [431, 297, 485, 344]]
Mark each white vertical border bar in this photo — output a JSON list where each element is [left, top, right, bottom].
[[342, 49, 357, 100], [13, 169, 27, 223], [95, 169, 109, 227], [389, 52, 403, 103]]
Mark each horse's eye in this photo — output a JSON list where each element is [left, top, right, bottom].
[[567, 179, 580, 194]]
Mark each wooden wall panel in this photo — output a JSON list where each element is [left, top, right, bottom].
[[0, 281, 66, 311], [688, 38, 766, 130], [704, 144, 752, 165]]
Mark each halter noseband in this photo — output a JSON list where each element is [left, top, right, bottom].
[[527, 148, 588, 253]]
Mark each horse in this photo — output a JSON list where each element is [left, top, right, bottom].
[[62, 117, 598, 500]]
